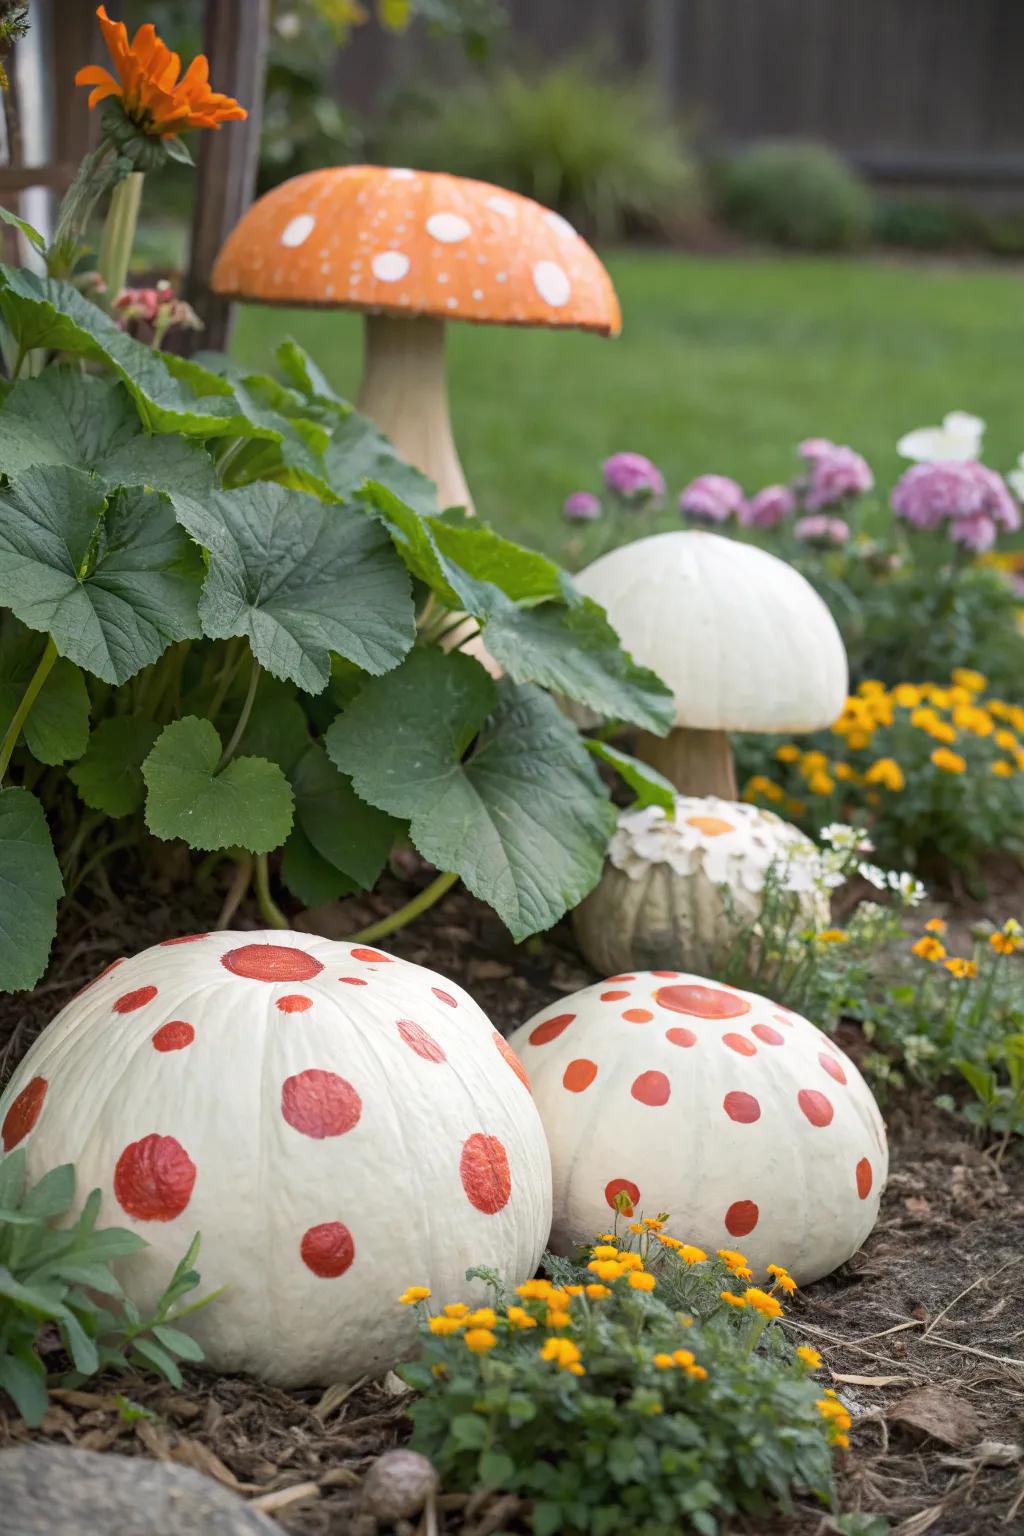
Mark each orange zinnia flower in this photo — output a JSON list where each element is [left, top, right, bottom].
[[75, 6, 247, 137]]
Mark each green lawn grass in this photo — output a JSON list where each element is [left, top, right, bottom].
[[231, 250, 1024, 561]]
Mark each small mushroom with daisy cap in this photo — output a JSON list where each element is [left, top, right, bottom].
[[573, 529, 849, 796], [212, 165, 621, 512]]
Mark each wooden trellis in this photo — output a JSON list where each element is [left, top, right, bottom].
[[2, 0, 269, 351]]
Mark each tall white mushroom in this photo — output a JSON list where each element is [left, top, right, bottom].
[[574, 530, 848, 796], [212, 165, 622, 512]]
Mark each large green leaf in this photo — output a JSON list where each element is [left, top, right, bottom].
[[276, 339, 349, 414], [0, 369, 215, 496], [0, 467, 202, 684], [173, 483, 415, 692], [0, 620, 90, 766], [142, 716, 294, 854], [291, 741, 401, 889], [0, 266, 268, 438], [0, 786, 63, 992], [69, 716, 161, 817], [583, 740, 677, 814], [234, 678, 310, 775], [326, 415, 439, 517], [326, 649, 615, 939], [281, 823, 358, 908], [193, 351, 337, 498]]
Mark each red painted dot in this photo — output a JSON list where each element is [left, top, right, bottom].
[[339, 976, 367, 986], [563, 1058, 598, 1093], [398, 1019, 446, 1062], [655, 984, 751, 1019], [160, 934, 209, 946], [752, 1023, 785, 1046], [114, 985, 158, 1014], [774, 1012, 796, 1028], [605, 1177, 641, 1215], [281, 1070, 361, 1139], [493, 1032, 531, 1092], [152, 1021, 194, 1052], [651, 970, 679, 977], [277, 994, 313, 1013], [350, 947, 391, 963], [301, 1221, 355, 1278], [798, 1088, 834, 1127], [623, 1008, 652, 1023], [723, 1090, 761, 1123], [528, 1012, 574, 1046], [725, 1199, 759, 1237], [114, 1135, 195, 1221], [819, 1052, 847, 1085], [460, 1134, 511, 1214], [221, 944, 323, 982], [432, 987, 458, 1008], [666, 1026, 697, 1048], [723, 1033, 757, 1057], [607, 974, 635, 982], [2, 1076, 47, 1150], [600, 989, 630, 1002], [856, 1157, 873, 1199], [631, 1070, 671, 1107]]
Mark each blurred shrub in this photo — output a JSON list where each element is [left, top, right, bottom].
[[873, 196, 971, 251], [374, 61, 698, 239], [714, 140, 872, 250]]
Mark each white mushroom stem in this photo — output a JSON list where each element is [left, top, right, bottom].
[[357, 313, 474, 514], [634, 726, 738, 799]]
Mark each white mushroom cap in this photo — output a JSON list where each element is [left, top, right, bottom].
[[574, 530, 848, 732]]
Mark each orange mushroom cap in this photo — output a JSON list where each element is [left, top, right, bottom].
[[211, 165, 621, 335]]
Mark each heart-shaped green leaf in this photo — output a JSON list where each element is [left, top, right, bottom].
[[142, 716, 294, 853], [173, 482, 415, 692], [70, 716, 161, 817], [0, 619, 90, 766], [0, 467, 203, 684], [0, 786, 63, 993], [326, 649, 615, 939]]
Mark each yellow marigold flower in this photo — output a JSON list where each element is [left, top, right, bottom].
[[743, 1287, 784, 1319], [398, 1286, 431, 1305], [718, 1249, 753, 1278], [931, 746, 967, 774], [796, 1346, 823, 1370], [834, 1432, 850, 1449], [745, 774, 784, 802], [912, 936, 946, 962], [585, 1284, 611, 1300], [677, 1244, 708, 1265], [944, 957, 978, 979], [653, 1352, 675, 1370], [925, 917, 947, 933], [776, 743, 801, 763], [617, 1252, 644, 1272], [590, 1245, 620, 1261], [655, 1233, 682, 1250], [995, 729, 1018, 751], [596, 1233, 617, 1243], [565, 1285, 585, 1297], [892, 683, 922, 708], [846, 730, 872, 751], [540, 1337, 583, 1370], [767, 1264, 797, 1294], [929, 719, 958, 744], [865, 757, 905, 792], [687, 1364, 709, 1382], [642, 1218, 665, 1231], [629, 1271, 657, 1292], [466, 1308, 496, 1329], [801, 750, 829, 773], [429, 1315, 465, 1336], [506, 1306, 538, 1330], [567, 1361, 586, 1376], [858, 680, 887, 697], [816, 1398, 852, 1431], [444, 1302, 470, 1319], [952, 668, 987, 692], [464, 1327, 497, 1354], [833, 763, 856, 783], [808, 770, 835, 795], [990, 931, 1022, 956], [992, 760, 1015, 778], [720, 1290, 747, 1308], [672, 1349, 695, 1367], [516, 1280, 553, 1300], [546, 1309, 572, 1329], [928, 687, 953, 708], [545, 1290, 571, 1310], [911, 706, 939, 731], [588, 1259, 626, 1282], [816, 928, 848, 944]]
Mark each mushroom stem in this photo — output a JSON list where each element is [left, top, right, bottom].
[[634, 726, 738, 799], [358, 314, 473, 514]]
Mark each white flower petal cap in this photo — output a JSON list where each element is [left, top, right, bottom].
[[574, 530, 848, 733], [212, 165, 621, 334]]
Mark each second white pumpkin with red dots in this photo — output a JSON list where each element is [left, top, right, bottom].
[[0, 931, 551, 1386], [509, 971, 886, 1283]]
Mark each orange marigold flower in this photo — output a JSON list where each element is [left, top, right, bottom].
[[925, 917, 947, 933], [990, 931, 1022, 956], [912, 936, 946, 962], [944, 957, 978, 979], [628, 1271, 656, 1292], [76, 6, 247, 137], [720, 1290, 747, 1308], [796, 1346, 823, 1370], [743, 1286, 784, 1319]]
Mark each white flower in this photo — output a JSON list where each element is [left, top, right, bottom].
[[897, 411, 985, 464], [858, 862, 890, 890], [1008, 453, 1024, 503], [888, 870, 927, 907], [820, 822, 873, 853]]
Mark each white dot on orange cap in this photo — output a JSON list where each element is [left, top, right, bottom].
[[487, 194, 516, 219], [544, 210, 576, 239], [426, 211, 471, 243], [533, 260, 570, 307], [281, 214, 315, 247], [372, 251, 410, 282], [388, 167, 416, 179]]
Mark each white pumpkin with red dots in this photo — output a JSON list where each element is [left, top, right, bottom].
[[509, 972, 886, 1283], [0, 931, 551, 1386]]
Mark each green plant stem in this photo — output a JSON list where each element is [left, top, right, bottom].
[[217, 662, 261, 771], [206, 639, 244, 722], [0, 638, 57, 783], [349, 870, 459, 943], [98, 171, 144, 302], [49, 139, 119, 275], [254, 853, 289, 929]]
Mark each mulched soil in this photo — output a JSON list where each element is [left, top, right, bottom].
[[2, 860, 1022, 1535]]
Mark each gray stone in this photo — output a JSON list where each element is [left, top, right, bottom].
[[0, 1445, 280, 1536]]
